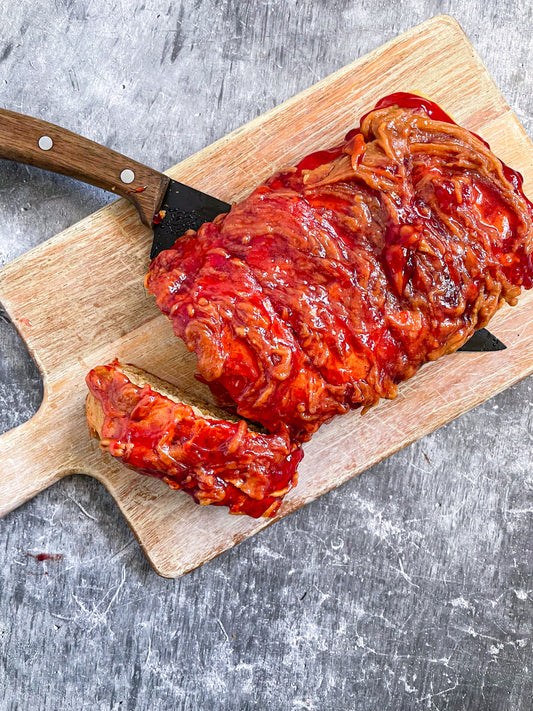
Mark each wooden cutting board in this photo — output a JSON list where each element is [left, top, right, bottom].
[[1, 15, 532, 578]]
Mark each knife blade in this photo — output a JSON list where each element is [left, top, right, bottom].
[[0, 108, 505, 352], [151, 181, 230, 259], [458, 328, 506, 352]]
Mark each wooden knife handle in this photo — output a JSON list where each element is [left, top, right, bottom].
[[0, 109, 170, 226]]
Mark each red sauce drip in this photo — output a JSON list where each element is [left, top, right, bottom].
[[153, 209, 166, 225], [28, 553, 63, 562], [296, 146, 345, 172]]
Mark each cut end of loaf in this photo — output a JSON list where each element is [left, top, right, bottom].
[[85, 360, 234, 443], [109, 362, 241, 422]]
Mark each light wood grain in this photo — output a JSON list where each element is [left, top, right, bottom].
[[1, 15, 532, 577]]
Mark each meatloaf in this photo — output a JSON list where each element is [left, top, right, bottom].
[[146, 93, 533, 442], [87, 92, 533, 516]]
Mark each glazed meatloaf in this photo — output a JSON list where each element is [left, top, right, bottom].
[[87, 92, 533, 516], [146, 93, 533, 442]]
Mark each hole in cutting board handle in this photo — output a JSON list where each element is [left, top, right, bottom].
[[0, 304, 43, 436]]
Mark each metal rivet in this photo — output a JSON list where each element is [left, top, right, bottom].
[[38, 135, 53, 151], [120, 169, 135, 184]]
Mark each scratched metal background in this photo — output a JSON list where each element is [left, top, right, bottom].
[[0, 1, 531, 709]]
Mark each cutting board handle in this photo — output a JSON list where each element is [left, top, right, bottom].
[[0, 400, 72, 518], [0, 109, 170, 226]]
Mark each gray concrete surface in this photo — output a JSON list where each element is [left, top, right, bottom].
[[0, 1, 531, 709]]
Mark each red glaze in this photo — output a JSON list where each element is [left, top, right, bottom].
[[90, 93, 533, 517], [295, 93, 456, 180], [299, 92, 531, 213], [147, 92, 533, 446], [86, 364, 302, 517], [371, 92, 533, 213]]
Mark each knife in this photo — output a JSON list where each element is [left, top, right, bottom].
[[0, 108, 230, 260], [0, 108, 505, 352]]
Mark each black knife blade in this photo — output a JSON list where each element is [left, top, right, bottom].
[[150, 180, 230, 259], [458, 328, 507, 352]]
